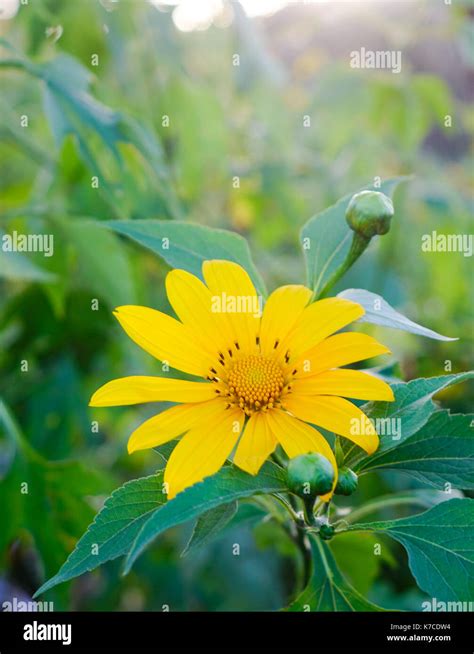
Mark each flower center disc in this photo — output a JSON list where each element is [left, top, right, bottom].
[[227, 355, 285, 414]]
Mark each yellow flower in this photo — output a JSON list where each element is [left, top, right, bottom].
[[90, 260, 394, 499]]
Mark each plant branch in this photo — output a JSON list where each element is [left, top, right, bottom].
[[333, 493, 437, 529]]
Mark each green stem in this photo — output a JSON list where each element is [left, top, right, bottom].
[[270, 493, 301, 523], [316, 232, 370, 299], [334, 494, 435, 529], [292, 522, 312, 588], [302, 496, 316, 526]]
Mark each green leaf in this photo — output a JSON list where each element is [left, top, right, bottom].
[[346, 499, 474, 602], [0, 400, 112, 580], [300, 177, 408, 295], [40, 54, 123, 158], [356, 411, 474, 490], [337, 288, 456, 341], [345, 372, 473, 465], [107, 220, 267, 296], [1, 48, 179, 219], [34, 473, 165, 597], [182, 501, 238, 556], [123, 462, 286, 573], [287, 536, 385, 611], [64, 220, 136, 307]]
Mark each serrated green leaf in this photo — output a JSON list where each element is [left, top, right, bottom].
[[356, 411, 474, 489], [337, 288, 456, 341], [123, 462, 286, 573], [300, 177, 408, 295], [34, 473, 165, 597], [106, 220, 267, 297], [287, 535, 385, 611], [346, 498, 474, 602], [182, 501, 238, 556]]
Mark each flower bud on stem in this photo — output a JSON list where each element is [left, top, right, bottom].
[[316, 190, 394, 299]]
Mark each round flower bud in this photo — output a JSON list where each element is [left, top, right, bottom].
[[319, 523, 335, 541], [287, 453, 335, 499], [346, 190, 394, 239], [334, 467, 358, 496]]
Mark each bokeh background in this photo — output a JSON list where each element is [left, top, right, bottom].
[[0, 0, 473, 611]]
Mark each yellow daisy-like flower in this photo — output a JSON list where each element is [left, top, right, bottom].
[[90, 260, 394, 499]]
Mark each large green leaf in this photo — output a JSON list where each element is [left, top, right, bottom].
[[356, 411, 474, 490], [123, 462, 286, 573], [107, 220, 267, 296], [338, 288, 456, 341], [34, 473, 165, 596], [287, 536, 384, 611], [347, 498, 474, 602], [0, 400, 112, 581], [300, 177, 408, 295]]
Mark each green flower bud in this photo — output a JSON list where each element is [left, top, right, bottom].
[[334, 467, 358, 496], [287, 453, 335, 499], [319, 523, 335, 541], [346, 190, 394, 239]]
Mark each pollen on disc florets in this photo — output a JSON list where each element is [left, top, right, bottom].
[[227, 355, 285, 415]]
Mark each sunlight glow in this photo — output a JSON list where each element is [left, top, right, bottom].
[[0, 0, 20, 20], [151, 0, 296, 32]]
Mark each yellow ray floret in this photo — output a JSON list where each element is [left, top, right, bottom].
[[290, 369, 395, 401], [90, 376, 216, 407]]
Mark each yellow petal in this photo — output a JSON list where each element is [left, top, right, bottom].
[[265, 409, 336, 463], [291, 369, 394, 402], [165, 269, 231, 358], [233, 412, 277, 475], [265, 409, 338, 499], [128, 400, 221, 454], [89, 376, 217, 407], [164, 403, 244, 499], [283, 394, 379, 455], [202, 260, 261, 355], [113, 305, 211, 377], [259, 285, 312, 357], [291, 332, 391, 378], [282, 298, 365, 362]]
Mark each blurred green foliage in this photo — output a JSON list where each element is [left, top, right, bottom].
[[0, 0, 472, 610]]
